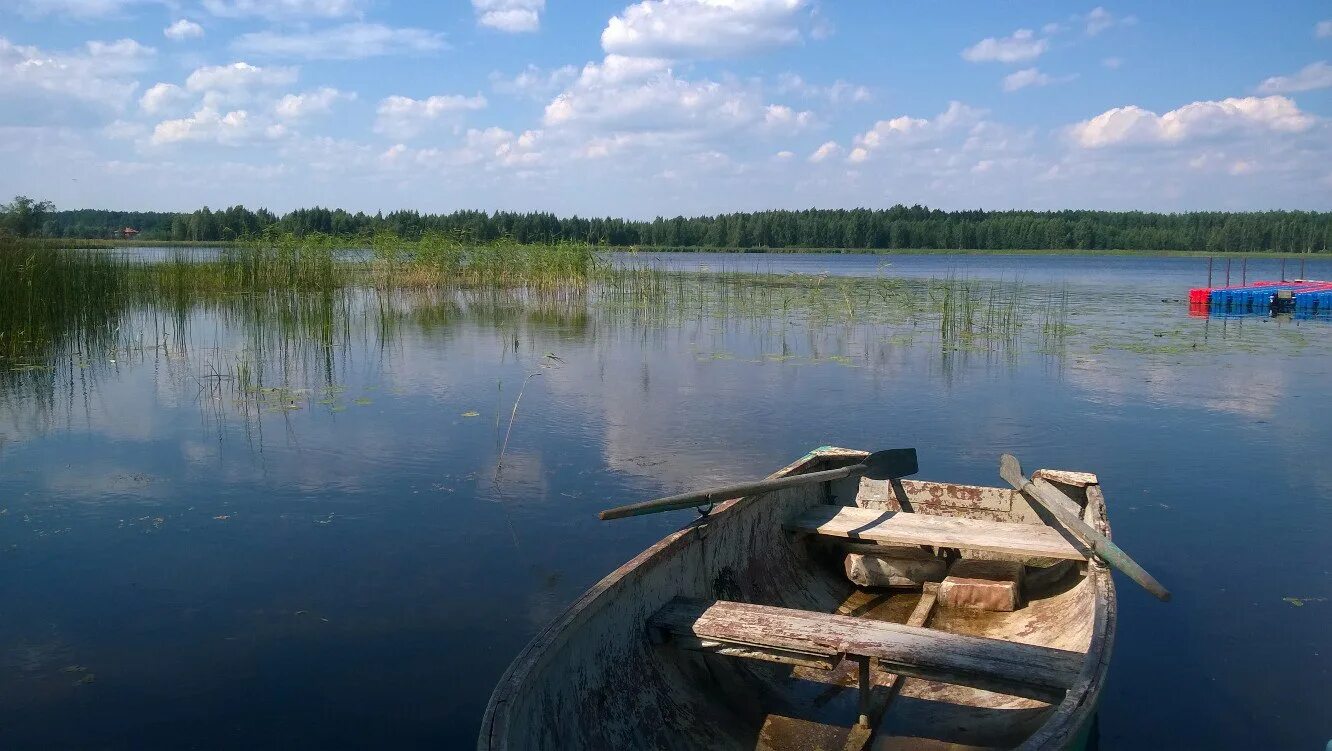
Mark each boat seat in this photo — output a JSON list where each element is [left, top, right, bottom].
[[784, 505, 1089, 561], [649, 598, 1082, 703]]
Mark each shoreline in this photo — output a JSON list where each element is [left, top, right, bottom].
[[611, 246, 1332, 259], [51, 239, 1331, 260]]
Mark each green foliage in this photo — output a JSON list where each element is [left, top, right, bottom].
[[2, 195, 56, 238], [31, 201, 1332, 253]]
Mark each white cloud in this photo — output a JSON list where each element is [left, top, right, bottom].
[[10, 0, 155, 18], [962, 28, 1047, 63], [561, 54, 670, 89], [808, 140, 840, 162], [139, 82, 187, 114], [848, 101, 987, 163], [1102, 56, 1123, 70], [185, 62, 299, 101], [1318, 21, 1332, 39], [829, 81, 871, 103], [853, 113, 925, 147], [1003, 68, 1052, 92], [82, 38, 154, 68], [472, 0, 544, 33], [537, 53, 828, 163], [1256, 61, 1332, 94], [490, 64, 579, 99], [774, 150, 793, 160], [468, 126, 543, 167], [202, 0, 362, 21], [1083, 6, 1135, 36], [151, 106, 287, 145], [542, 55, 754, 134], [776, 73, 870, 104], [233, 23, 446, 60], [761, 104, 814, 132], [275, 87, 353, 120], [0, 36, 154, 120], [164, 19, 204, 41], [1070, 96, 1315, 148], [379, 127, 543, 170], [374, 93, 488, 139], [1001, 67, 1074, 92], [602, 0, 812, 60]]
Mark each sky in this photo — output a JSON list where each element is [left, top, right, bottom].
[[1, 0, 1330, 217]]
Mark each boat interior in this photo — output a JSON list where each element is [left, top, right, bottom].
[[645, 452, 1114, 751], [484, 448, 1115, 751]]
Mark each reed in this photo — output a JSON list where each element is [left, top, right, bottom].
[[0, 238, 131, 368], [1, 236, 1080, 411]]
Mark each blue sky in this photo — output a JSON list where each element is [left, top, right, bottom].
[[2, 0, 1330, 217]]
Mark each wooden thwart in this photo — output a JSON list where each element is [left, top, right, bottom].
[[650, 598, 1083, 703], [785, 505, 1090, 561]]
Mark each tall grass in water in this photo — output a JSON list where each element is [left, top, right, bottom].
[[0, 235, 545, 385], [119, 232, 602, 297], [151, 232, 350, 297], [932, 276, 1028, 353], [2, 235, 1077, 407], [1040, 285, 1073, 352], [0, 238, 130, 368], [388, 233, 601, 289]]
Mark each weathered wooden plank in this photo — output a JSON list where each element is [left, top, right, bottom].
[[785, 505, 1090, 561], [668, 636, 838, 670], [650, 598, 1083, 703], [846, 477, 1017, 515], [1032, 469, 1099, 487], [907, 585, 940, 628]]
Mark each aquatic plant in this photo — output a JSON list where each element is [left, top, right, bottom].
[[0, 238, 131, 367]]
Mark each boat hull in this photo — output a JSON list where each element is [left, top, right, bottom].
[[481, 447, 1116, 750]]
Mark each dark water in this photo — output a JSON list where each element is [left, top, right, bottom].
[[1, 254, 1329, 749]]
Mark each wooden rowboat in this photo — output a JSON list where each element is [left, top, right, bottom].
[[481, 447, 1116, 750]]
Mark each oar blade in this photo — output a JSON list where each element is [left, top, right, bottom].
[[998, 453, 1024, 488], [862, 448, 919, 481]]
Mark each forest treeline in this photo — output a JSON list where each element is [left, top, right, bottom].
[[23, 200, 1332, 253]]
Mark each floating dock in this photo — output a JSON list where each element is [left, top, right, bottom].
[[1189, 279, 1332, 316]]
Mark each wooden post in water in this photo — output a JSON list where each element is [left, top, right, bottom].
[[1300, 256, 1306, 280], [1225, 259, 1231, 286], [1207, 256, 1213, 287], [1280, 258, 1286, 282], [1241, 257, 1247, 286]]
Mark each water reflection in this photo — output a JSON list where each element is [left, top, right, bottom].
[[1, 259, 1330, 749]]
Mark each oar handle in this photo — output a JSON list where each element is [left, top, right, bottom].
[[1021, 478, 1171, 602], [599, 463, 863, 521]]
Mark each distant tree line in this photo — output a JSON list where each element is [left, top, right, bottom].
[[1, 196, 56, 238], [17, 197, 1332, 253]]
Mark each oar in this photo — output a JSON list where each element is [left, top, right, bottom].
[[599, 449, 919, 521], [998, 454, 1171, 602]]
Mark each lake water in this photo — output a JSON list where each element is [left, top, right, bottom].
[[1, 253, 1329, 749]]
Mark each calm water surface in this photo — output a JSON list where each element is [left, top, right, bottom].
[[1, 253, 1328, 749]]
